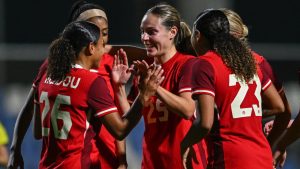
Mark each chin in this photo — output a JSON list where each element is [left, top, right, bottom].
[[146, 50, 157, 57]]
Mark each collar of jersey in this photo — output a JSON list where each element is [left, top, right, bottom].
[[72, 64, 84, 69]]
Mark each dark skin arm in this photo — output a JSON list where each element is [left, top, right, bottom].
[[7, 88, 35, 169], [181, 94, 214, 169], [273, 112, 300, 168], [264, 90, 291, 147], [105, 45, 147, 63], [101, 56, 164, 140]]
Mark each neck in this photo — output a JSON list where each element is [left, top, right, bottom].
[[154, 45, 177, 64], [76, 53, 92, 69]]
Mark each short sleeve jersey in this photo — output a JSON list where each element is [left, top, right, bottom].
[[38, 66, 117, 169], [33, 59, 48, 89], [97, 53, 115, 98], [34, 56, 120, 169], [191, 51, 273, 169], [140, 52, 206, 169], [252, 51, 283, 93]]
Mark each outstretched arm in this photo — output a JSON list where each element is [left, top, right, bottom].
[[105, 45, 147, 62], [8, 88, 35, 169]]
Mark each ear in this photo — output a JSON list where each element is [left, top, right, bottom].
[[169, 26, 178, 40], [87, 42, 95, 55], [194, 30, 201, 42]]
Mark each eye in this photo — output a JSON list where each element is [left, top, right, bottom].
[[102, 31, 108, 37]]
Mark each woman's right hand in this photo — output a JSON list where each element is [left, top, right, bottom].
[[138, 65, 164, 104]]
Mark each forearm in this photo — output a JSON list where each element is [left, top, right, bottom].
[[181, 120, 209, 152], [277, 113, 300, 151], [10, 88, 35, 151], [108, 45, 146, 62], [121, 95, 144, 135], [115, 140, 127, 166], [266, 92, 291, 147], [156, 87, 194, 119], [267, 113, 291, 147], [114, 85, 131, 114]]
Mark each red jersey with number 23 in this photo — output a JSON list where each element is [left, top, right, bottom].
[[191, 51, 273, 169], [38, 65, 117, 169]]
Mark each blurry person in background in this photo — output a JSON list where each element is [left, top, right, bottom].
[[0, 122, 9, 168]]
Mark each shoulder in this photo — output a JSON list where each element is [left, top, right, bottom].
[[251, 51, 265, 64]]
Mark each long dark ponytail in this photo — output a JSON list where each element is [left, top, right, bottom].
[[194, 9, 256, 81], [47, 21, 100, 82]]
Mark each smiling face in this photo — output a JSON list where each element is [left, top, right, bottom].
[[140, 13, 176, 58]]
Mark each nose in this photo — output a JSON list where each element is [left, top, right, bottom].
[[141, 32, 149, 41]]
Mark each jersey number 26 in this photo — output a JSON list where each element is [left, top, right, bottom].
[[40, 91, 72, 139]]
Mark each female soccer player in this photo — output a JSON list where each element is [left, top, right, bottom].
[[8, 1, 146, 169], [122, 3, 207, 169], [181, 9, 284, 169], [37, 20, 162, 169], [220, 9, 291, 150]]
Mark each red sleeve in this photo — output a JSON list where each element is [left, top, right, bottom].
[[33, 59, 48, 89], [178, 58, 196, 94], [88, 76, 118, 118], [259, 64, 272, 91], [191, 59, 215, 99], [259, 58, 283, 92]]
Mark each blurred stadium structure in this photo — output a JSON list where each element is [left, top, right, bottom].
[[0, 0, 299, 168]]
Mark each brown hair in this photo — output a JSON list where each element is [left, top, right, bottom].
[[146, 3, 195, 55]]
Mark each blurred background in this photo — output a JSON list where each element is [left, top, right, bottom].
[[0, 0, 299, 168]]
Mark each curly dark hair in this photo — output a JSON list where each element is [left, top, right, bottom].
[[47, 21, 100, 82], [194, 9, 256, 82]]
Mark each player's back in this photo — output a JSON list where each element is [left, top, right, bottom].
[[38, 66, 99, 169], [199, 51, 273, 169]]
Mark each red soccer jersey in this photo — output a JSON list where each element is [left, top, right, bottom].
[[191, 51, 273, 169], [35, 55, 120, 169], [252, 51, 283, 93], [94, 53, 122, 169], [130, 52, 207, 169], [33, 59, 48, 89], [38, 65, 117, 169]]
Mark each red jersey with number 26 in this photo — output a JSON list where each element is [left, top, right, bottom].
[[191, 51, 273, 169], [141, 52, 207, 169], [38, 65, 117, 169]]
